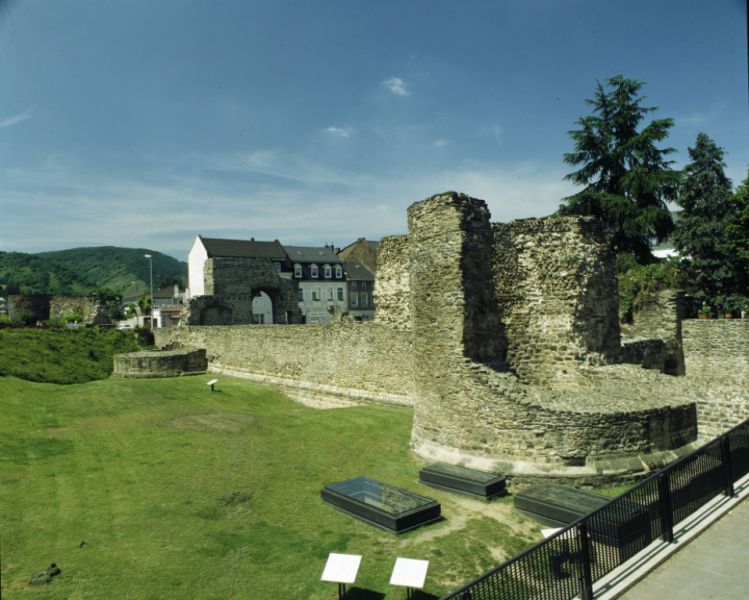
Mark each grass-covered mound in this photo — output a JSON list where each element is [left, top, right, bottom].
[[0, 375, 539, 598], [0, 327, 147, 383]]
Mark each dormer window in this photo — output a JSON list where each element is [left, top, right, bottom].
[[335, 265, 342, 279], [324, 264, 332, 278], [294, 263, 302, 278], [310, 264, 319, 278]]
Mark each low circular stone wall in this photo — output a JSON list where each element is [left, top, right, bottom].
[[113, 348, 208, 378]]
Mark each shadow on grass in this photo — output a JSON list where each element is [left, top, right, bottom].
[[343, 588, 439, 599], [343, 587, 385, 599]]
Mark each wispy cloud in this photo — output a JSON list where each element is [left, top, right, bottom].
[[383, 76, 410, 96], [433, 139, 449, 148], [324, 126, 352, 138], [1, 156, 575, 256], [0, 107, 33, 128], [477, 123, 503, 146]]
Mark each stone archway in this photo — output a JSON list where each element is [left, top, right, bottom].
[[251, 291, 273, 324]]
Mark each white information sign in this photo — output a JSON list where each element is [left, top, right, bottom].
[[389, 557, 429, 589], [320, 553, 362, 585]]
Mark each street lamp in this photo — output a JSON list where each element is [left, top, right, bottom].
[[144, 254, 153, 328]]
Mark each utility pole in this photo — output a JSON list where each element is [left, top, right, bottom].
[[144, 254, 153, 328]]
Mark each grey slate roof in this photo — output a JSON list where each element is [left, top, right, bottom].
[[342, 260, 375, 281], [200, 236, 287, 259], [284, 245, 342, 264]]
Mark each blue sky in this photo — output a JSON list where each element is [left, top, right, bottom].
[[1, 0, 747, 260]]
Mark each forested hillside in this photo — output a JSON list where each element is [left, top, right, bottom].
[[0, 247, 186, 296]]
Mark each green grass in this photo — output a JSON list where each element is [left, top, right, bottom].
[[0, 375, 540, 599], [0, 328, 146, 384]]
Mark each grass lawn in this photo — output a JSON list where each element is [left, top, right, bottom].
[[0, 374, 540, 599]]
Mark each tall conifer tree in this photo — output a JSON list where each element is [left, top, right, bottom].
[[673, 133, 745, 313], [559, 76, 679, 263]]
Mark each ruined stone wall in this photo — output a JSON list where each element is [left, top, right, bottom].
[[185, 257, 301, 325], [49, 296, 109, 325], [493, 217, 621, 386], [113, 348, 207, 378], [682, 320, 749, 439], [155, 322, 415, 406], [627, 290, 686, 375], [8, 294, 108, 324], [407, 192, 697, 478], [374, 235, 411, 331]]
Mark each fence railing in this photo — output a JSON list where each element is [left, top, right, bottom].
[[441, 419, 749, 600]]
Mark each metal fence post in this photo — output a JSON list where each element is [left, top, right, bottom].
[[720, 435, 735, 497], [576, 521, 594, 600], [657, 472, 674, 543]]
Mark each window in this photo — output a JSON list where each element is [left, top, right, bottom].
[[310, 264, 319, 278], [351, 292, 359, 307], [324, 264, 332, 278], [360, 292, 368, 307], [337, 287, 344, 301], [312, 287, 321, 301], [327, 287, 334, 300], [273, 261, 282, 272], [335, 265, 343, 279], [294, 263, 302, 278], [361, 281, 368, 290], [297, 288, 304, 301]]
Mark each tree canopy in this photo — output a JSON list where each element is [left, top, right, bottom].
[[558, 75, 679, 264], [672, 133, 747, 314]]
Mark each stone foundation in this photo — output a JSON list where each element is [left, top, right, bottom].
[[113, 348, 208, 378]]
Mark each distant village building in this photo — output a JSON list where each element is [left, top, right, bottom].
[[185, 235, 374, 325], [342, 260, 375, 321], [285, 245, 347, 324], [186, 236, 299, 325], [337, 237, 379, 273], [151, 283, 184, 328]]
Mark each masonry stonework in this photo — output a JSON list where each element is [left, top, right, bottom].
[[682, 320, 748, 439], [373, 235, 412, 331], [155, 191, 749, 481], [184, 257, 300, 325]]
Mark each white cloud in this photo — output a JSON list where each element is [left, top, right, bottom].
[[1, 155, 575, 256], [383, 76, 410, 96], [324, 126, 352, 138], [0, 107, 33, 128], [433, 139, 449, 148]]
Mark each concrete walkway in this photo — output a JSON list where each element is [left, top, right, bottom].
[[592, 472, 749, 600], [619, 498, 749, 600]]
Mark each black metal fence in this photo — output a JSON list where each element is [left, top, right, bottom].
[[441, 419, 749, 600]]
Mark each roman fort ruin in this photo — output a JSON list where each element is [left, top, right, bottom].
[[156, 192, 749, 481]]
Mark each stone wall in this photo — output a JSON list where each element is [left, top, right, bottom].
[[49, 296, 109, 325], [113, 348, 207, 378], [155, 322, 415, 406], [406, 192, 697, 478], [627, 290, 686, 375], [374, 235, 412, 331], [682, 320, 749, 439], [185, 257, 301, 325], [8, 294, 108, 324], [493, 217, 621, 386]]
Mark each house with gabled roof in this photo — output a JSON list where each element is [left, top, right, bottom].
[[185, 235, 300, 325], [341, 260, 375, 321], [284, 245, 348, 324]]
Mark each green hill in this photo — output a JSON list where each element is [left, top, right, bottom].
[[0, 247, 187, 296], [0, 252, 88, 295]]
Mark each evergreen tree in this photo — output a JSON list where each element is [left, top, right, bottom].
[[559, 76, 679, 263], [672, 133, 746, 313], [726, 168, 749, 278]]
